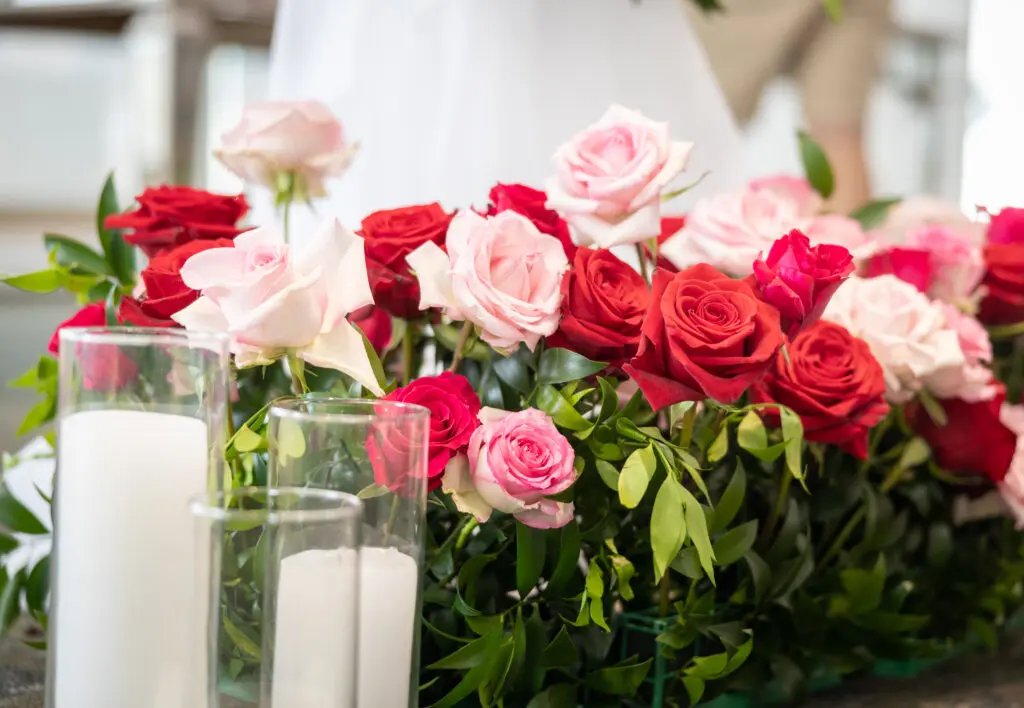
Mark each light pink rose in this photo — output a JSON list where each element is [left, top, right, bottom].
[[748, 175, 822, 217], [442, 408, 576, 529], [903, 224, 984, 306], [924, 304, 997, 402], [879, 196, 984, 244], [406, 211, 567, 352], [544, 105, 693, 248], [173, 220, 382, 394], [215, 101, 357, 198], [998, 403, 1024, 528], [660, 183, 806, 276], [804, 214, 879, 261]]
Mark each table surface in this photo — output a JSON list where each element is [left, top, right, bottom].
[[2, 633, 1021, 707]]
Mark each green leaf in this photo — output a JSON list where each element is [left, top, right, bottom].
[[898, 437, 931, 470], [595, 460, 619, 490], [526, 684, 578, 708], [2, 269, 63, 293], [44, 234, 110, 275], [0, 486, 48, 534], [927, 523, 953, 569], [916, 388, 948, 427], [586, 558, 604, 600], [839, 555, 886, 615], [711, 460, 746, 533], [597, 377, 619, 422], [850, 197, 901, 230], [537, 348, 607, 385], [712, 520, 758, 567], [232, 425, 265, 454], [737, 411, 768, 452], [685, 651, 729, 680], [0, 570, 24, 633], [25, 557, 49, 615], [17, 397, 56, 437], [0, 535, 17, 556], [429, 633, 498, 669], [682, 676, 706, 705], [968, 616, 998, 651], [547, 522, 581, 597], [724, 636, 754, 674], [610, 554, 636, 601], [681, 487, 716, 584], [651, 476, 687, 581], [670, 547, 703, 580], [744, 550, 772, 605], [618, 444, 656, 508], [798, 130, 835, 199], [821, 0, 843, 21], [359, 330, 389, 393], [585, 657, 652, 696], [96, 173, 136, 285], [516, 523, 546, 597], [707, 426, 729, 463], [434, 324, 491, 362], [540, 626, 579, 669], [428, 634, 503, 708], [779, 406, 805, 482], [535, 385, 592, 433], [493, 354, 532, 394], [223, 614, 261, 659]]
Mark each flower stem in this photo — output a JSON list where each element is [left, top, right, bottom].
[[635, 243, 651, 284], [448, 321, 473, 374], [761, 470, 792, 548], [820, 507, 865, 567], [455, 517, 479, 551], [658, 574, 672, 617], [282, 197, 292, 245], [401, 325, 416, 386], [285, 355, 307, 395]]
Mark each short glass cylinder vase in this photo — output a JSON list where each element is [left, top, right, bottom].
[[47, 327, 230, 708], [267, 397, 430, 708], [190, 486, 363, 708]]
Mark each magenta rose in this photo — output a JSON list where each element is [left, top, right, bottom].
[[987, 207, 1024, 246], [752, 229, 854, 338], [370, 373, 481, 492], [443, 408, 576, 529]]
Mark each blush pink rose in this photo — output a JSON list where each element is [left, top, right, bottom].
[[442, 408, 576, 529], [215, 101, 356, 198], [904, 224, 984, 305], [544, 105, 693, 248], [173, 220, 382, 393], [924, 303, 997, 402], [748, 175, 822, 217], [406, 210, 568, 352]]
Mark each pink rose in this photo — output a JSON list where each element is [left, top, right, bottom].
[[406, 211, 567, 352], [748, 175, 822, 217], [879, 197, 983, 244], [173, 220, 382, 393], [924, 303, 997, 402], [661, 180, 807, 277], [904, 224, 984, 305], [215, 101, 357, 198], [803, 214, 879, 261], [545, 105, 693, 248], [442, 408, 576, 529], [999, 403, 1024, 527], [987, 207, 1024, 246]]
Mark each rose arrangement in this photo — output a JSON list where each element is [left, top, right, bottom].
[[3, 100, 1024, 708]]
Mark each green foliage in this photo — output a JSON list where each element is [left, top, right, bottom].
[[797, 130, 835, 199]]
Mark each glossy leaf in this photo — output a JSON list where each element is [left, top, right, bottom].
[[516, 523, 546, 597], [43, 234, 110, 275], [711, 460, 746, 533], [681, 486, 716, 583], [737, 411, 768, 452], [535, 385, 592, 433], [540, 626, 579, 669], [526, 684, 578, 708], [493, 354, 532, 394], [96, 174, 135, 285], [850, 197, 901, 230], [537, 348, 606, 385], [585, 657, 652, 696], [712, 520, 758, 567], [798, 130, 835, 199], [546, 522, 581, 597], [2, 270, 63, 293], [595, 460, 619, 490]]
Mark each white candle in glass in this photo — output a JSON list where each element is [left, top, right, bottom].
[[358, 547, 420, 708], [53, 409, 210, 708], [271, 548, 358, 708]]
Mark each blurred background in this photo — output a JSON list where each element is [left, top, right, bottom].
[[0, 0, 1018, 450]]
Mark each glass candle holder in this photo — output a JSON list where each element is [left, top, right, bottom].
[[191, 486, 363, 708], [267, 398, 430, 708], [47, 327, 230, 708]]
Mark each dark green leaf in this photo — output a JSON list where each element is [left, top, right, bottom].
[[850, 197, 901, 230], [493, 354, 532, 394], [0, 487, 48, 535], [17, 397, 55, 437], [547, 522, 581, 597], [927, 523, 952, 569], [766, 499, 801, 565], [428, 636, 502, 708], [25, 557, 49, 615], [682, 676, 705, 705], [711, 460, 746, 533], [2, 270, 63, 293], [968, 616, 998, 651], [516, 523, 546, 597], [839, 555, 886, 615], [435, 324, 490, 363], [713, 520, 758, 567], [429, 633, 499, 669], [595, 460, 619, 490], [651, 476, 687, 581], [537, 348, 606, 385], [0, 535, 17, 556], [585, 657, 652, 696], [535, 385, 592, 433], [597, 377, 619, 422], [44, 234, 110, 275], [743, 550, 772, 605], [526, 684, 578, 708], [619, 445, 656, 508], [0, 570, 24, 633], [96, 173, 136, 285], [798, 130, 835, 199], [541, 626, 579, 669], [223, 614, 261, 659]]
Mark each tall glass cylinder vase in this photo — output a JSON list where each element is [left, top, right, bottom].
[[190, 487, 363, 708], [47, 327, 230, 708], [267, 398, 430, 708]]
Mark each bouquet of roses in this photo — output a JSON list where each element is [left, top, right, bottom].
[[3, 100, 1024, 707]]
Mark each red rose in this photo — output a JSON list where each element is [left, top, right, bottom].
[[547, 248, 650, 366], [750, 321, 889, 460], [752, 230, 854, 338], [48, 304, 137, 391], [487, 183, 576, 260], [105, 186, 248, 258], [118, 238, 234, 327], [368, 373, 481, 492], [863, 247, 934, 294], [360, 203, 454, 319], [979, 243, 1024, 325], [908, 389, 1016, 483], [349, 306, 393, 352], [624, 265, 784, 409], [987, 207, 1024, 245]]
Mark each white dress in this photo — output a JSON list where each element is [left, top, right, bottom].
[[263, 0, 749, 232]]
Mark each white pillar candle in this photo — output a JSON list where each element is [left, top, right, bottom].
[[271, 548, 358, 708], [53, 410, 210, 708], [358, 547, 420, 708]]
